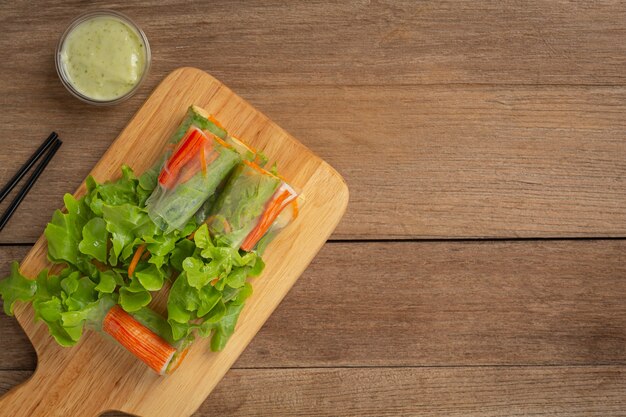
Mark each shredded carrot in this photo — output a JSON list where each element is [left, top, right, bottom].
[[128, 244, 146, 278], [291, 199, 299, 219], [202, 130, 233, 149], [242, 160, 277, 178], [214, 135, 233, 149], [210, 278, 219, 286], [200, 146, 207, 176], [208, 114, 225, 130], [177, 151, 218, 185]]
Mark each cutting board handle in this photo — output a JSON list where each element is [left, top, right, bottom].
[[0, 366, 107, 417]]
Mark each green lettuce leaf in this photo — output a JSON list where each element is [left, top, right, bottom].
[[60, 296, 115, 328], [201, 299, 226, 324], [168, 319, 192, 341], [95, 270, 119, 294], [167, 272, 199, 325], [78, 217, 108, 263], [45, 194, 91, 266], [183, 256, 217, 289], [193, 224, 212, 249], [0, 262, 37, 315], [63, 276, 98, 311], [34, 297, 63, 322], [210, 302, 245, 351], [197, 285, 221, 317], [102, 204, 157, 265], [225, 266, 248, 289], [170, 239, 195, 271], [134, 264, 165, 292], [45, 321, 81, 347], [119, 287, 151, 312]]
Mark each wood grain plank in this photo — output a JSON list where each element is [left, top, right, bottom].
[[4, 366, 626, 417], [3, 240, 626, 370], [2, 1, 626, 88], [1, 85, 626, 242], [241, 85, 626, 239]]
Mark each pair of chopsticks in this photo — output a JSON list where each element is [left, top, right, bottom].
[[0, 132, 62, 232]]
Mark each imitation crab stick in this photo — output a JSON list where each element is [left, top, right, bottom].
[[157, 128, 206, 189], [103, 306, 177, 375], [240, 183, 298, 251]]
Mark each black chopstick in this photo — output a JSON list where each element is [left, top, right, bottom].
[[0, 132, 58, 204], [0, 137, 62, 232]]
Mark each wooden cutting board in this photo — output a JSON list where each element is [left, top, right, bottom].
[[0, 67, 349, 417]]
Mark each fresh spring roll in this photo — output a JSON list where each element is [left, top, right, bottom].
[[207, 161, 299, 251], [146, 126, 241, 232]]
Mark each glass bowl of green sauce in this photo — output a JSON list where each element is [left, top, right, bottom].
[[56, 10, 151, 105]]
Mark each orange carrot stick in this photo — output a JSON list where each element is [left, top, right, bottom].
[[103, 306, 177, 375], [128, 244, 146, 278]]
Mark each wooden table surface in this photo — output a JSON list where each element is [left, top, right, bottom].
[[1, 1, 626, 416]]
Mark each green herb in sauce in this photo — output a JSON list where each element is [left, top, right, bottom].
[[61, 16, 146, 101]]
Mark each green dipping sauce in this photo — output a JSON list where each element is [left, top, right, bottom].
[[60, 16, 146, 101]]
